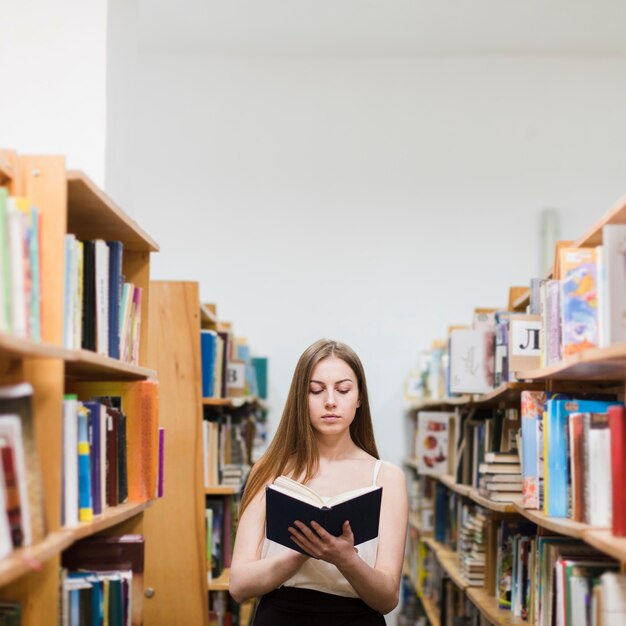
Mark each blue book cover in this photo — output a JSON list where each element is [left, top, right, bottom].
[[77, 407, 93, 522], [83, 401, 103, 516], [106, 241, 123, 359], [547, 398, 622, 517], [200, 331, 217, 398]]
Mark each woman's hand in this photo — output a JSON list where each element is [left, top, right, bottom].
[[288, 520, 359, 569]]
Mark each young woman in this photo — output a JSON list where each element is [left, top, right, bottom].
[[229, 339, 408, 625]]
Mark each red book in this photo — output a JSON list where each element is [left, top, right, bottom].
[[0, 442, 23, 547], [609, 405, 626, 536]]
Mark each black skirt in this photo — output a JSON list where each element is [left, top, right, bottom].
[[252, 586, 386, 626]]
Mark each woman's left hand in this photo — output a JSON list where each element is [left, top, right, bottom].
[[288, 520, 359, 568]]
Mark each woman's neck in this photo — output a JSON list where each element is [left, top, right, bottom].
[[315, 433, 361, 461]]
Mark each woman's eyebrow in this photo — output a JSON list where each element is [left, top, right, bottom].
[[310, 378, 353, 385]]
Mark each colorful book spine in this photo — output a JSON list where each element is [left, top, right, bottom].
[[560, 247, 599, 357], [521, 391, 546, 509], [78, 406, 93, 522]]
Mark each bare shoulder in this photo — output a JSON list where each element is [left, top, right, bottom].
[[378, 461, 406, 489]]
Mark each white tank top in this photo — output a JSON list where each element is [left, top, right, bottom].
[[261, 459, 384, 598]]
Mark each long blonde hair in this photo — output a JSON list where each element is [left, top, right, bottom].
[[240, 339, 379, 514]]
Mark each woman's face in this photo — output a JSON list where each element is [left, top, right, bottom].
[[308, 356, 360, 437]]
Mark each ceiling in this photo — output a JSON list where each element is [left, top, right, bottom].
[[137, 0, 626, 57]]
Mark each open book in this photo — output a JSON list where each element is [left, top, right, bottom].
[[265, 475, 383, 555]]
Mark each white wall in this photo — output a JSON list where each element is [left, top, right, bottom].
[[0, 0, 107, 186], [106, 53, 626, 468]]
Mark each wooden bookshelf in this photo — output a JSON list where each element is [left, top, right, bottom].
[[468, 489, 517, 514], [0, 333, 71, 361], [512, 503, 594, 538], [466, 587, 528, 626], [439, 474, 472, 497], [200, 303, 218, 326], [209, 567, 231, 591], [206, 486, 239, 495], [65, 349, 156, 380], [143, 281, 209, 626], [406, 395, 471, 411], [0, 150, 159, 626], [66, 171, 159, 252], [420, 595, 441, 626], [65, 501, 154, 542], [203, 396, 260, 408], [583, 530, 626, 563], [0, 155, 13, 184], [517, 342, 626, 382], [575, 193, 626, 248], [422, 537, 468, 590]]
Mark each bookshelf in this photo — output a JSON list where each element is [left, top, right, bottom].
[[403, 193, 626, 626], [142, 281, 209, 626], [0, 149, 159, 625]]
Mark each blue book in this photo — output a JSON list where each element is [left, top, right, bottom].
[[83, 401, 103, 516], [547, 398, 622, 517], [200, 331, 217, 398], [106, 241, 123, 359], [77, 406, 93, 522], [521, 416, 538, 508]]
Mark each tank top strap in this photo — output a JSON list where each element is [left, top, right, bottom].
[[372, 459, 383, 486]]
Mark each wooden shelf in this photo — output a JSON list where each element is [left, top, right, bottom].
[[511, 290, 530, 312], [0, 155, 13, 184], [408, 382, 546, 412], [203, 396, 261, 408], [575, 193, 626, 249], [208, 567, 230, 591], [205, 486, 239, 495], [407, 396, 471, 411], [0, 333, 71, 361], [439, 475, 473, 497], [582, 530, 626, 562], [0, 501, 153, 589], [64, 350, 156, 381], [66, 171, 159, 252], [240, 600, 255, 626], [200, 304, 218, 326], [466, 587, 528, 626], [517, 342, 626, 382], [420, 595, 441, 626], [468, 489, 517, 513], [0, 531, 73, 588], [63, 500, 154, 542], [409, 511, 433, 536], [512, 504, 596, 538], [422, 537, 468, 590]]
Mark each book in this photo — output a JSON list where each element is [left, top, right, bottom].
[[600, 224, 626, 347], [106, 240, 123, 359], [508, 314, 542, 377], [609, 406, 626, 536], [62, 395, 79, 526], [265, 476, 383, 556], [62, 534, 144, 626], [449, 329, 493, 394], [584, 412, 612, 526], [415, 412, 452, 476], [0, 383, 45, 544], [81, 240, 96, 351], [94, 239, 110, 356], [68, 381, 159, 503], [560, 247, 599, 357], [546, 398, 619, 518]]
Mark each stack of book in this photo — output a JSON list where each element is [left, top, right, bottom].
[[478, 451, 522, 504], [458, 506, 488, 586]]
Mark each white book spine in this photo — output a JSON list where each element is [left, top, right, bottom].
[[62, 398, 79, 526], [602, 572, 626, 626], [63, 235, 76, 349], [589, 426, 612, 526], [602, 224, 626, 346], [94, 240, 109, 356]]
